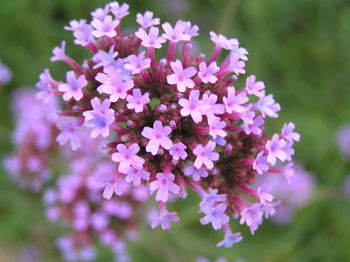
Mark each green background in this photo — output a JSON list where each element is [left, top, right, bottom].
[[1, 0, 350, 261]]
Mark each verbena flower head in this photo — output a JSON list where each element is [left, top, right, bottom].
[[36, 1, 299, 247], [3, 89, 58, 191], [44, 132, 149, 262]]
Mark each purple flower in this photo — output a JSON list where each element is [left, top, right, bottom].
[[226, 53, 246, 75], [281, 122, 300, 142], [162, 21, 190, 42], [223, 86, 248, 114], [261, 202, 279, 218], [135, 26, 166, 49], [151, 210, 180, 230], [202, 93, 225, 118], [136, 11, 160, 28], [56, 117, 81, 150], [73, 202, 90, 230], [265, 134, 287, 165], [111, 143, 145, 172], [253, 152, 269, 175], [169, 142, 188, 160], [91, 5, 110, 20], [179, 90, 208, 123], [96, 66, 134, 102], [210, 32, 233, 50], [50, 41, 66, 62], [91, 15, 119, 38], [92, 45, 119, 69], [257, 185, 273, 204], [239, 203, 263, 234], [91, 212, 109, 231], [239, 105, 255, 126], [102, 200, 133, 218], [283, 141, 295, 162], [281, 162, 295, 184], [58, 71, 87, 101], [217, 231, 243, 248], [36, 69, 55, 103], [184, 162, 209, 181], [199, 188, 227, 212], [242, 114, 264, 136], [64, 19, 93, 46], [198, 62, 219, 84], [183, 21, 199, 39], [83, 98, 115, 138], [193, 141, 219, 169], [149, 173, 180, 202], [92, 163, 129, 199], [141, 120, 173, 155], [232, 43, 249, 61], [124, 167, 150, 186], [64, 19, 88, 31], [255, 94, 280, 118], [245, 75, 265, 97], [109, 1, 129, 20], [167, 60, 196, 92], [124, 51, 151, 74], [208, 116, 227, 139], [200, 203, 229, 230], [126, 88, 150, 113]]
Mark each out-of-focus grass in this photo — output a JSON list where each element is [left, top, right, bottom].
[[1, 0, 350, 261]]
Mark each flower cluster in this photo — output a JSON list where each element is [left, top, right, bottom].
[[3, 89, 58, 191], [4, 87, 150, 261], [0, 59, 11, 86], [36, 1, 299, 247], [45, 133, 149, 262], [255, 164, 314, 224]]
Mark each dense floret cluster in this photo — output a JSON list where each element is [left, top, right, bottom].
[[45, 131, 149, 262], [3, 89, 58, 191], [36, 1, 299, 247], [4, 89, 150, 261]]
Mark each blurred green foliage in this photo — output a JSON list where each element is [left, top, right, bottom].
[[1, 0, 350, 261]]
